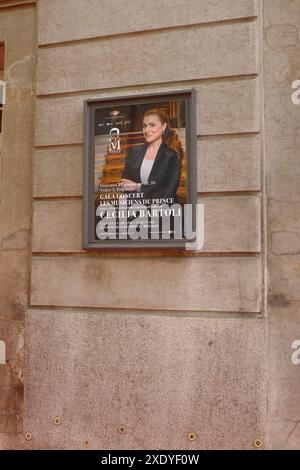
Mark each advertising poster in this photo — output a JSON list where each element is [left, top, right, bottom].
[[83, 91, 196, 248]]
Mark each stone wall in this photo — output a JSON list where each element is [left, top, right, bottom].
[[264, 0, 300, 450], [23, 0, 267, 450], [0, 0, 36, 449], [3, 0, 299, 450]]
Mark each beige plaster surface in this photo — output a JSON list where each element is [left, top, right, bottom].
[[38, 0, 258, 45], [264, 0, 300, 449], [0, 320, 24, 434], [36, 22, 258, 95], [24, 310, 267, 450], [4, 0, 293, 451], [0, 7, 35, 322], [30, 256, 262, 313], [0, 4, 35, 448], [199, 135, 261, 193]]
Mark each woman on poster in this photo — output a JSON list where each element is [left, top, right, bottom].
[[120, 108, 182, 202]]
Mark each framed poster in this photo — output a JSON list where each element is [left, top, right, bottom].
[[83, 90, 197, 248]]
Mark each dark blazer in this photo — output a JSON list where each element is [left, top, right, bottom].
[[122, 141, 182, 200]]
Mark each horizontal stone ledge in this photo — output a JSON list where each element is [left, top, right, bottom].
[[38, 17, 258, 50], [0, 0, 35, 8], [35, 78, 259, 146], [31, 256, 262, 312], [35, 74, 259, 100], [32, 196, 261, 254], [36, 21, 258, 95], [38, 0, 258, 45], [27, 305, 263, 317]]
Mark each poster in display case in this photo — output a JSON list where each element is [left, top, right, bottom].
[[83, 90, 197, 248]]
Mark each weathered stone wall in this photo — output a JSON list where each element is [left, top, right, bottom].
[[5, 0, 300, 451], [264, 0, 300, 450], [0, 0, 36, 449], [23, 0, 266, 450]]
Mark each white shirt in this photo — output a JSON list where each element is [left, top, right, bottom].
[[140, 158, 154, 184]]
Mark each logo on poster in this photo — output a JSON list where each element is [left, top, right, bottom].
[[108, 127, 121, 152]]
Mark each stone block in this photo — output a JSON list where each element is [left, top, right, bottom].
[[24, 310, 266, 449], [31, 256, 262, 312]]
